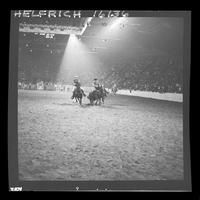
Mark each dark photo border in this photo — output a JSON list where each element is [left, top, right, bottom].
[[8, 10, 191, 191]]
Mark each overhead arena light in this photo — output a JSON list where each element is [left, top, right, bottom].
[[79, 17, 93, 35], [93, 46, 107, 49], [109, 17, 127, 30]]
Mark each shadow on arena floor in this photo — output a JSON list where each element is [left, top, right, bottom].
[[81, 104, 121, 109], [54, 103, 75, 106], [55, 102, 137, 109]]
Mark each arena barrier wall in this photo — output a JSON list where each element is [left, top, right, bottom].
[[66, 86, 183, 103], [117, 90, 183, 102], [18, 84, 183, 102]]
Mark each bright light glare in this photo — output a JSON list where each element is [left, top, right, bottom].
[[57, 34, 101, 84], [109, 17, 127, 30]]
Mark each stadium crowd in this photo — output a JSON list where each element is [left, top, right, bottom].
[[18, 55, 183, 94], [99, 55, 183, 93], [18, 81, 69, 91]]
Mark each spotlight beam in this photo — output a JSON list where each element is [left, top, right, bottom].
[[57, 33, 100, 83]]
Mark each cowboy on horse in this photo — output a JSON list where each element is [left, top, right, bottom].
[[71, 76, 86, 100], [93, 78, 102, 91], [87, 78, 105, 105]]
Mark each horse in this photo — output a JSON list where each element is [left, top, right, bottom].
[[87, 86, 109, 105], [72, 87, 86, 105], [100, 87, 109, 104], [87, 89, 102, 105]]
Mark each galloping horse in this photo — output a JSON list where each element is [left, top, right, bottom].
[[88, 86, 109, 105], [73, 87, 86, 105], [88, 90, 101, 105]]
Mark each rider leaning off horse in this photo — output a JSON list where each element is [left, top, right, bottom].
[[93, 78, 109, 95], [71, 76, 85, 99]]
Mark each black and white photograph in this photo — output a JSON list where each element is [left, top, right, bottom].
[[8, 10, 191, 191]]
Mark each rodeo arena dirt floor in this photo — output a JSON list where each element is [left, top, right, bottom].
[[18, 89, 183, 180]]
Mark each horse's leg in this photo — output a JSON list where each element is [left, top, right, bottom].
[[79, 97, 82, 105], [96, 98, 100, 105], [97, 98, 100, 105], [89, 98, 93, 105]]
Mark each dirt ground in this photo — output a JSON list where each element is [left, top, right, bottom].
[[18, 90, 183, 180]]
